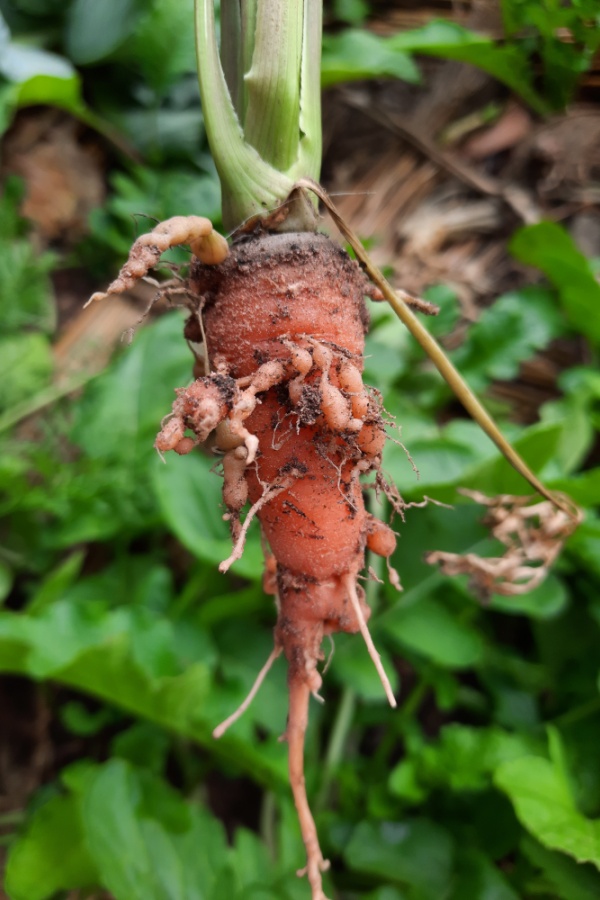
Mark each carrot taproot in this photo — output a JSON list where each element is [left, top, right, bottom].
[[92, 221, 401, 900]]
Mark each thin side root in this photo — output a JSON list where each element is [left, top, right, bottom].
[[345, 574, 397, 708], [213, 646, 282, 739], [286, 678, 331, 900], [219, 476, 294, 574]]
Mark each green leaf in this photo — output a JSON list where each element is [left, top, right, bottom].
[[5, 794, 99, 900], [0, 236, 56, 333], [344, 818, 454, 899], [329, 632, 400, 702], [321, 30, 421, 87], [126, 0, 196, 94], [387, 20, 547, 113], [0, 333, 53, 412], [108, 107, 204, 161], [390, 724, 539, 797], [549, 468, 600, 507], [510, 222, 600, 344], [0, 559, 13, 604], [0, 601, 287, 789], [27, 551, 85, 615], [60, 700, 119, 737], [112, 722, 171, 774], [73, 312, 192, 460], [81, 760, 229, 900], [65, 0, 146, 64], [459, 421, 565, 498], [13, 72, 85, 114], [495, 728, 600, 867], [452, 287, 565, 392], [381, 596, 484, 669], [322, 21, 547, 112], [86, 166, 221, 258], [449, 848, 520, 900], [522, 836, 600, 900], [489, 573, 568, 620], [150, 450, 263, 580]]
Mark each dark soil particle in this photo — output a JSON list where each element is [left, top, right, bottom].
[[281, 458, 309, 476], [213, 374, 236, 406], [282, 501, 309, 520], [253, 348, 269, 365], [297, 384, 322, 426]]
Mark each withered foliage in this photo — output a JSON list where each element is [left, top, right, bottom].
[[426, 489, 582, 601]]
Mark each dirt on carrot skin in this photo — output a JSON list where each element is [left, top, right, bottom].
[[93, 223, 400, 900]]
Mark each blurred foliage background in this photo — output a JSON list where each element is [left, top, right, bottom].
[[1, 1, 600, 898]]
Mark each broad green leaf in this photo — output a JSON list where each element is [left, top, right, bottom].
[[81, 760, 227, 900], [0, 236, 56, 333], [26, 551, 85, 614], [381, 596, 484, 669], [210, 619, 289, 739], [0, 602, 287, 788], [0, 559, 13, 603], [387, 436, 484, 492], [452, 287, 564, 392], [65, 0, 146, 64], [390, 724, 539, 797], [112, 722, 171, 773], [510, 222, 600, 344], [458, 421, 565, 498], [567, 516, 600, 578], [14, 72, 85, 114], [388, 20, 547, 112], [0, 332, 53, 412], [321, 30, 421, 87], [5, 794, 99, 900], [549, 468, 600, 507], [73, 312, 192, 461], [449, 848, 519, 900], [495, 729, 600, 867], [150, 450, 263, 580], [344, 818, 454, 899], [322, 21, 547, 112], [489, 573, 568, 620], [108, 107, 204, 161], [330, 632, 400, 701], [522, 836, 600, 900], [127, 0, 196, 93]]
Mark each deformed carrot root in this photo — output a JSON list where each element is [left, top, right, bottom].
[[93, 227, 402, 900]]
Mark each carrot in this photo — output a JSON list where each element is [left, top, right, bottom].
[[90, 220, 401, 900]]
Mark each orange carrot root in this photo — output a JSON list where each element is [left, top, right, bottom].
[[94, 227, 407, 900]]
